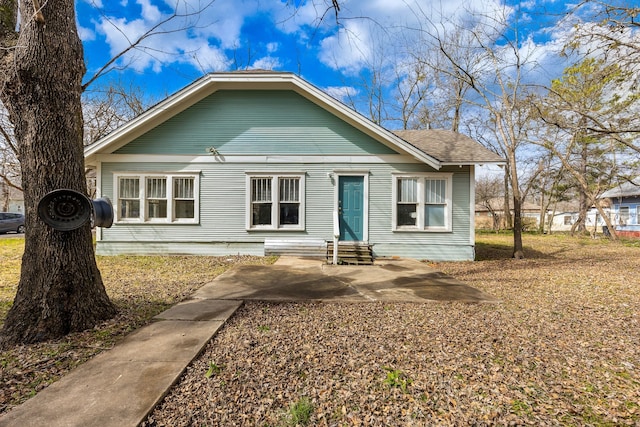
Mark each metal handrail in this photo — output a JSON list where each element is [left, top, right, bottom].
[[333, 210, 339, 265]]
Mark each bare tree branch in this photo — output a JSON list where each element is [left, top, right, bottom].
[[82, 0, 217, 91]]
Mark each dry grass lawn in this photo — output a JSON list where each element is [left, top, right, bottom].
[[1, 233, 640, 425], [0, 237, 274, 414]]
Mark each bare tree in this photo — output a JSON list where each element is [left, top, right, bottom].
[[409, 23, 484, 133], [83, 81, 152, 145], [412, 7, 538, 258]]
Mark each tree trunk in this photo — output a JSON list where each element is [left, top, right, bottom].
[[511, 195, 525, 259], [502, 169, 512, 229], [576, 143, 589, 234], [0, 0, 116, 347], [506, 150, 524, 259], [594, 199, 618, 241], [538, 191, 546, 234]]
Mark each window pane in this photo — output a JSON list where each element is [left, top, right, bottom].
[[119, 178, 139, 198], [146, 178, 167, 219], [147, 178, 166, 198], [397, 204, 417, 226], [147, 200, 167, 218], [252, 178, 272, 202], [279, 178, 299, 202], [120, 200, 140, 218], [425, 179, 446, 204], [175, 200, 194, 219], [425, 205, 445, 227], [174, 178, 194, 199], [252, 203, 272, 225], [620, 206, 630, 222], [280, 203, 299, 225], [397, 178, 417, 203], [174, 177, 195, 219]]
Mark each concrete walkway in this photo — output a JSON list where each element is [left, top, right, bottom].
[[0, 257, 497, 427], [0, 300, 242, 427]]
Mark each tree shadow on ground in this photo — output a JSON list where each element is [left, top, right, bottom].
[[475, 241, 562, 261]]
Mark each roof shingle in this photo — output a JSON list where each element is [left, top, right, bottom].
[[393, 129, 505, 165]]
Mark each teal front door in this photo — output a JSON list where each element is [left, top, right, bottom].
[[338, 176, 364, 241]]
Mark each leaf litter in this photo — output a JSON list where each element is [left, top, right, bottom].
[[143, 235, 640, 426], [1, 234, 639, 425]]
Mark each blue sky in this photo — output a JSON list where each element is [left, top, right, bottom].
[[76, 0, 637, 115]]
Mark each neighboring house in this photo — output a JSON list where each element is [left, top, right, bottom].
[[84, 72, 504, 261], [0, 183, 24, 213], [600, 179, 640, 238], [547, 207, 609, 233], [474, 198, 542, 230]]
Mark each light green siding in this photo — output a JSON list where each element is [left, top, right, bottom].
[[114, 90, 397, 156], [98, 161, 474, 260]]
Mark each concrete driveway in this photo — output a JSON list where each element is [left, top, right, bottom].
[[193, 256, 498, 303]]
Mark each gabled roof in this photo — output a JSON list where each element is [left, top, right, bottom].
[[600, 179, 640, 199], [393, 130, 505, 165], [84, 72, 504, 169]]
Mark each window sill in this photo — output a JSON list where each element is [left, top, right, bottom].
[[393, 227, 452, 233], [115, 220, 199, 225], [247, 227, 305, 232]]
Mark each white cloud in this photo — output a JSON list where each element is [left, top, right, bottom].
[[283, 0, 514, 75], [78, 24, 96, 42], [265, 42, 279, 54], [251, 56, 282, 70], [318, 20, 372, 74], [324, 85, 358, 102], [89, 0, 267, 74], [137, 0, 162, 22], [186, 44, 231, 72]]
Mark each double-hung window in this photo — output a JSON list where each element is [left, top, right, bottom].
[[119, 177, 141, 220], [247, 174, 304, 230], [619, 206, 630, 225], [114, 172, 199, 223], [393, 173, 452, 231], [146, 178, 167, 219]]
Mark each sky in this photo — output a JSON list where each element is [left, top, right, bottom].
[[76, 0, 638, 119]]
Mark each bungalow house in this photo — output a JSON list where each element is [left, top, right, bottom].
[[84, 72, 504, 261], [600, 179, 640, 238]]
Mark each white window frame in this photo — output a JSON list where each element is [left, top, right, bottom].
[[246, 173, 305, 231], [392, 173, 453, 232], [619, 205, 630, 225], [113, 172, 200, 224]]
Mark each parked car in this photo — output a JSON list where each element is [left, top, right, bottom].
[[0, 212, 25, 234]]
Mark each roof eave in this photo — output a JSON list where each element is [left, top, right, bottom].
[[440, 160, 506, 166]]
